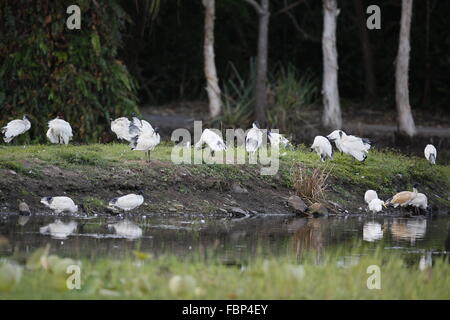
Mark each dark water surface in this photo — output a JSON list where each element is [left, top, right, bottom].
[[0, 213, 449, 264]]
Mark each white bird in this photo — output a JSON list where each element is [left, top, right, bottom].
[[195, 128, 227, 156], [46, 117, 73, 145], [408, 193, 428, 211], [40, 196, 78, 214], [111, 117, 140, 142], [327, 130, 371, 161], [129, 118, 160, 162], [368, 198, 385, 213], [108, 219, 143, 240], [108, 193, 144, 211], [311, 136, 333, 161], [246, 121, 263, 154], [364, 190, 378, 204], [268, 130, 290, 148], [363, 222, 384, 242], [40, 219, 77, 239], [424, 144, 437, 164], [2, 115, 31, 143]]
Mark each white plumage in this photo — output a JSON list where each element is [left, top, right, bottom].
[[129, 118, 160, 162], [311, 136, 333, 161], [2, 116, 31, 143], [40, 219, 77, 239], [327, 130, 371, 161], [368, 198, 385, 213], [246, 121, 263, 154], [111, 117, 139, 142], [424, 144, 437, 164], [108, 219, 143, 239], [195, 129, 227, 153], [108, 193, 144, 211], [408, 193, 428, 210], [46, 118, 73, 145], [40, 196, 78, 214], [364, 190, 378, 204], [268, 130, 290, 148]]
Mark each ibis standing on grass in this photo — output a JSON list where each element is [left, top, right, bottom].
[[195, 128, 227, 157], [424, 144, 437, 164], [129, 117, 160, 162], [246, 121, 263, 155], [327, 130, 371, 162], [2, 115, 31, 143], [111, 117, 140, 142], [311, 136, 333, 161], [46, 117, 73, 145], [268, 130, 290, 148]]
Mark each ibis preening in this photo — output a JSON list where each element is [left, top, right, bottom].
[[111, 117, 140, 142], [2, 115, 31, 143], [368, 199, 386, 213], [129, 117, 160, 162], [268, 130, 290, 148], [246, 121, 263, 154], [195, 128, 227, 157], [46, 117, 73, 145], [108, 193, 144, 212], [364, 190, 378, 204], [424, 144, 437, 164], [311, 136, 333, 161], [40, 219, 77, 239], [327, 130, 371, 162], [40, 196, 78, 214]]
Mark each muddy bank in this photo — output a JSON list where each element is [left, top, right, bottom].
[[0, 154, 449, 217]]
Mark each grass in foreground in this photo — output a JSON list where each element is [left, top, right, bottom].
[[0, 244, 449, 299]]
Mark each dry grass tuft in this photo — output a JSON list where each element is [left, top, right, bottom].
[[290, 163, 332, 204]]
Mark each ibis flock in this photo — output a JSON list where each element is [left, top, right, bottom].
[[2, 114, 440, 216]]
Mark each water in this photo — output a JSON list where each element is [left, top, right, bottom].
[[0, 213, 449, 263]]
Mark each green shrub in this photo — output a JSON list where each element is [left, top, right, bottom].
[[0, 0, 139, 143]]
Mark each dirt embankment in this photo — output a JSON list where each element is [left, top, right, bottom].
[[0, 160, 295, 216]]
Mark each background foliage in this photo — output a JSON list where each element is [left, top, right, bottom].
[[0, 0, 139, 143]]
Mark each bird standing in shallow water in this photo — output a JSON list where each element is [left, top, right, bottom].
[[46, 117, 73, 145], [368, 198, 386, 213], [364, 190, 378, 205], [108, 193, 144, 212], [424, 144, 437, 164], [2, 115, 31, 143], [311, 136, 333, 161], [386, 184, 419, 209], [40, 196, 78, 214]]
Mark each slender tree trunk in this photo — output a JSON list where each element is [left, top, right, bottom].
[[422, 0, 431, 107], [203, 0, 222, 118], [395, 0, 416, 137], [353, 0, 377, 103], [255, 0, 269, 125], [321, 0, 342, 130]]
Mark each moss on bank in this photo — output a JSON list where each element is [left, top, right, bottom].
[[0, 143, 449, 214]]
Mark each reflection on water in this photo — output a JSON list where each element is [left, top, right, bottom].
[[0, 213, 448, 264], [363, 222, 383, 242]]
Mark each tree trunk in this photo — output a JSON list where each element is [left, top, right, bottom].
[[395, 0, 416, 137], [203, 0, 222, 118], [353, 0, 377, 103], [321, 0, 342, 130], [255, 0, 269, 125]]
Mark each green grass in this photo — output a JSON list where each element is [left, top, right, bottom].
[[1, 244, 449, 299], [0, 142, 449, 208]]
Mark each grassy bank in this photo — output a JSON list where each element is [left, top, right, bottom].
[[0, 143, 449, 214], [1, 243, 449, 299]]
